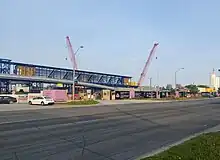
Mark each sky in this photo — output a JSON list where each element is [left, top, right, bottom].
[[1, 0, 220, 87]]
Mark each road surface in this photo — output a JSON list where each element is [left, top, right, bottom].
[[0, 99, 220, 160]]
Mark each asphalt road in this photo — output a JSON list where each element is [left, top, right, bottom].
[[1, 99, 220, 160]]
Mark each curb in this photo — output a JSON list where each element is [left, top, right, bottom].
[[97, 98, 218, 106], [136, 124, 220, 160], [51, 98, 219, 109]]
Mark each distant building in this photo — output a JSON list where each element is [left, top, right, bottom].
[[216, 77, 220, 89], [210, 69, 220, 90], [166, 84, 172, 90], [176, 84, 182, 89]]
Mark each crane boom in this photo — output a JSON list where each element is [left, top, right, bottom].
[[66, 36, 78, 70], [138, 43, 159, 86]]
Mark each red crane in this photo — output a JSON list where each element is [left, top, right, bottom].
[[138, 43, 159, 86], [66, 36, 78, 70]]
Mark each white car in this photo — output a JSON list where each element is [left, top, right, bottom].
[[28, 96, 54, 105]]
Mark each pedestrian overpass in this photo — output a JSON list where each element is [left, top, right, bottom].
[[0, 58, 136, 92], [0, 74, 115, 90]]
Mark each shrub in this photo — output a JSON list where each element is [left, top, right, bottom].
[[66, 99, 99, 105]]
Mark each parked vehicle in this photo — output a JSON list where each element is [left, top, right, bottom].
[[0, 96, 17, 104], [28, 96, 54, 105]]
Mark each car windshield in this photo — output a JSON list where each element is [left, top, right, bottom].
[[44, 97, 52, 99]]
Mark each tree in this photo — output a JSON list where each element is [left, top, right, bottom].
[[185, 84, 199, 94], [170, 88, 176, 95], [161, 86, 166, 90]]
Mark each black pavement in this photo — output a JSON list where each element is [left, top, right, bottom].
[[0, 98, 220, 160]]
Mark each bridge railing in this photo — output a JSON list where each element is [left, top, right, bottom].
[[0, 59, 133, 87]]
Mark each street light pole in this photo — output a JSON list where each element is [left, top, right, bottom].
[[149, 77, 153, 98], [174, 67, 184, 89], [72, 68, 76, 101], [74, 46, 84, 56], [69, 46, 84, 101], [149, 77, 152, 90]]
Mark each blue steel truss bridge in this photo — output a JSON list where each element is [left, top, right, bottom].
[[0, 58, 136, 93]]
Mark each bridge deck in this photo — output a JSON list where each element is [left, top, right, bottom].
[[0, 74, 115, 90]]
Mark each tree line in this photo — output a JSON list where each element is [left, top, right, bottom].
[[165, 84, 220, 94]]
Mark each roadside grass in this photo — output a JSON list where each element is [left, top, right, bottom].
[[66, 99, 99, 105], [141, 132, 220, 160]]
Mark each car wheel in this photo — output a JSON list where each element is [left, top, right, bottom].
[[41, 102, 44, 106], [28, 101, 32, 105], [9, 101, 13, 104]]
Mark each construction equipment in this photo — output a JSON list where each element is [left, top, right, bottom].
[[66, 36, 78, 70], [138, 43, 159, 86]]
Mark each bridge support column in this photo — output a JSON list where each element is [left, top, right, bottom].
[[0, 80, 10, 93]]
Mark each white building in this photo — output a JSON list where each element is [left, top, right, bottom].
[[210, 70, 220, 90], [215, 76, 220, 90]]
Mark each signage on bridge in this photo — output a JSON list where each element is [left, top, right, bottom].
[[15, 65, 36, 77]]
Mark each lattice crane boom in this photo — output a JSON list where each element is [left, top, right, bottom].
[[138, 43, 159, 86], [66, 36, 78, 70]]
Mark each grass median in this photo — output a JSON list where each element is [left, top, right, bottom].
[[66, 99, 99, 105], [141, 132, 220, 160]]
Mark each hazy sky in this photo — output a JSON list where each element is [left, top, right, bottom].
[[1, 0, 220, 86]]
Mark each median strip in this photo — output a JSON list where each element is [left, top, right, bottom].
[[140, 131, 220, 160], [55, 99, 99, 106]]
